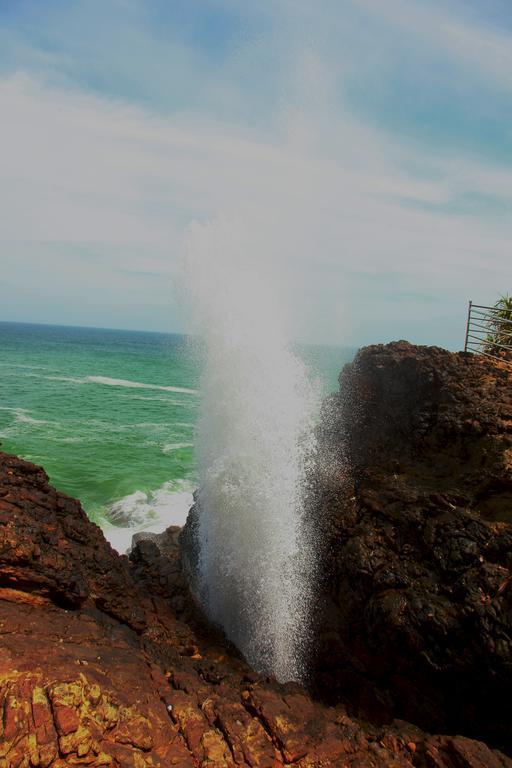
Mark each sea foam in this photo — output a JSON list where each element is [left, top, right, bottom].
[[46, 375, 197, 395], [87, 376, 197, 395], [104, 479, 194, 554], [0, 406, 50, 426]]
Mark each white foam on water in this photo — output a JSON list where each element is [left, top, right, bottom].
[[185, 218, 319, 683], [162, 442, 193, 454], [46, 375, 197, 395], [118, 394, 192, 406], [87, 376, 198, 395], [102, 480, 194, 554], [45, 376, 84, 384], [16, 411, 50, 426], [0, 406, 50, 426]]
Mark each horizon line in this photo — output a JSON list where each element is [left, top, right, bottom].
[[0, 318, 357, 350]]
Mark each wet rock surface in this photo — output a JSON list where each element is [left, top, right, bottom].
[[312, 342, 512, 752], [1, 448, 510, 766]]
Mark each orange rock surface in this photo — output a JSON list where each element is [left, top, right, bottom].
[[0, 422, 511, 765]]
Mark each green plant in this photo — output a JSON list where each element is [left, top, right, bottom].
[[485, 294, 512, 354]]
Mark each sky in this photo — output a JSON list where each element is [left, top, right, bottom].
[[0, 0, 511, 349]]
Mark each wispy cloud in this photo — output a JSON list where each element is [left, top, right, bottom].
[[0, 0, 511, 347], [355, 0, 512, 89]]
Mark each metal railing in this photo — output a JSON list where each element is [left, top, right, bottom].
[[464, 301, 512, 363]]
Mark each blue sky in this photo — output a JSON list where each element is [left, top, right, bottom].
[[0, 0, 511, 348]]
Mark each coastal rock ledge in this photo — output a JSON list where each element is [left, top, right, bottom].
[[0, 342, 511, 767], [312, 342, 512, 752]]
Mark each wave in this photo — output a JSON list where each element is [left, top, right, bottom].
[[46, 376, 86, 384], [88, 376, 198, 395], [0, 371, 43, 379], [0, 406, 49, 426], [16, 411, 50, 426], [46, 375, 197, 395], [118, 394, 195, 407], [162, 442, 194, 454], [102, 479, 194, 554]]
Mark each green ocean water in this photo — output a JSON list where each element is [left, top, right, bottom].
[[0, 321, 353, 546]]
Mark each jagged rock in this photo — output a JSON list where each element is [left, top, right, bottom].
[[312, 342, 512, 752], [130, 526, 191, 615], [179, 495, 202, 598]]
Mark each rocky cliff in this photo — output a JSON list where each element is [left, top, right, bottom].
[[1, 341, 512, 766], [311, 342, 512, 752]]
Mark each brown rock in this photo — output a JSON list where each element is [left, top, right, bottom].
[[312, 342, 512, 751], [0, 443, 510, 766]]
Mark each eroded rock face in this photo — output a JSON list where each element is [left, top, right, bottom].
[[312, 342, 512, 751], [1, 450, 510, 766]]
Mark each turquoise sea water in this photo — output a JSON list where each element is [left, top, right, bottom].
[[0, 321, 353, 547]]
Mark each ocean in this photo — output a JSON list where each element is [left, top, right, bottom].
[[0, 321, 353, 551]]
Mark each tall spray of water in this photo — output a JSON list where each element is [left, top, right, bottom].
[[185, 219, 319, 682]]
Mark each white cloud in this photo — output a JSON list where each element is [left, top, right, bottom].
[[0, 64, 511, 347], [354, 0, 512, 89]]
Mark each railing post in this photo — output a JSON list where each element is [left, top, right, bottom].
[[464, 300, 472, 352]]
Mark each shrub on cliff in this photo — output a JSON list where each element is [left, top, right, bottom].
[[485, 294, 512, 355]]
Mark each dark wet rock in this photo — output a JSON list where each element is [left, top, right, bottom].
[[179, 496, 202, 598], [1, 448, 510, 765], [130, 526, 190, 614], [312, 342, 512, 752]]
